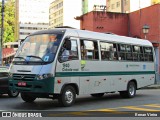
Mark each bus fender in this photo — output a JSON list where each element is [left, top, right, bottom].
[[127, 80, 137, 90], [60, 83, 79, 95]]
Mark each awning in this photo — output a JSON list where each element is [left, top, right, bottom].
[[2, 48, 16, 58]]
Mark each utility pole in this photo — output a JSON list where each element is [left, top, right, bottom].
[[0, 0, 4, 66]]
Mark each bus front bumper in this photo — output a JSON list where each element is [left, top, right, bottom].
[[9, 77, 55, 94]]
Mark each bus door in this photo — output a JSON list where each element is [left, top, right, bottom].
[[55, 37, 80, 93]]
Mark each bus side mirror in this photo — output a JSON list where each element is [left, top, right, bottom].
[[65, 39, 71, 50]]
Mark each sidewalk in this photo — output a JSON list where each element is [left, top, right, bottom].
[[142, 82, 160, 89]]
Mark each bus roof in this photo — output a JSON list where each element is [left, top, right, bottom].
[[30, 28, 153, 47], [71, 29, 152, 47]]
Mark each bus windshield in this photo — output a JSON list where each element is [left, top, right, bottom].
[[14, 34, 63, 64]]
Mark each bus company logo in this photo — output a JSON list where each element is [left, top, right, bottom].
[[81, 64, 85, 70], [81, 60, 86, 70], [21, 75, 25, 79], [2, 112, 12, 117]]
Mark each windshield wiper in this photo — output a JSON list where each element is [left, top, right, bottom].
[[14, 56, 26, 61], [26, 55, 44, 62]]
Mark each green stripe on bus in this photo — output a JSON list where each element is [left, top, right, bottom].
[[55, 71, 155, 77]]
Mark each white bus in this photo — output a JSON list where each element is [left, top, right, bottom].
[[9, 28, 155, 107]]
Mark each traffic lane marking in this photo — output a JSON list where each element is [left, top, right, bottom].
[[88, 104, 160, 112], [47, 111, 90, 117], [48, 104, 160, 116], [144, 104, 160, 108], [120, 106, 160, 111]]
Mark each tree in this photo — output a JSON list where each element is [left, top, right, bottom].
[[0, 0, 15, 43]]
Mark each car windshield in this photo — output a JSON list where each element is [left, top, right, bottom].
[[14, 34, 63, 63]]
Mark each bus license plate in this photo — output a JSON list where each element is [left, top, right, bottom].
[[18, 82, 26, 86]]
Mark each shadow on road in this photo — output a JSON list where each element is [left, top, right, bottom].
[[1, 92, 149, 110], [73, 93, 146, 107], [6, 99, 61, 110]]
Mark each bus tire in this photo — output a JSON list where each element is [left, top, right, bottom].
[[8, 90, 19, 98], [120, 81, 136, 98], [58, 85, 76, 107], [91, 93, 104, 97], [21, 93, 36, 102]]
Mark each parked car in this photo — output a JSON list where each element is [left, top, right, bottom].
[[0, 66, 19, 97]]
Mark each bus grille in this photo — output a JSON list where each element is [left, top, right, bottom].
[[12, 74, 36, 81]]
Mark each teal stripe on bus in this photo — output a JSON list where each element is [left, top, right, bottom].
[[55, 71, 155, 77]]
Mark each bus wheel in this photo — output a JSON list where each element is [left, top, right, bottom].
[[8, 90, 19, 98], [58, 85, 76, 107], [91, 93, 104, 97], [21, 93, 36, 102], [120, 81, 136, 98]]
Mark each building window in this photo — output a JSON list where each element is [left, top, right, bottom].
[[111, 4, 115, 9], [124, 0, 128, 6], [116, 1, 120, 8], [53, 1, 63, 10]]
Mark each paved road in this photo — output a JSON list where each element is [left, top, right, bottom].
[[0, 89, 160, 119]]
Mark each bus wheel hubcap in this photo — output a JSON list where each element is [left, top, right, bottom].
[[65, 90, 73, 104], [129, 85, 135, 96]]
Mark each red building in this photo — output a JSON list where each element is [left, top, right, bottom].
[[76, 4, 160, 82], [129, 4, 160, 42], [77, 11, 129, 36], [77, 4, 160, 42]]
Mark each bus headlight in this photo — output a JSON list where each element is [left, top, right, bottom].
[[36, 73, 53, 80]]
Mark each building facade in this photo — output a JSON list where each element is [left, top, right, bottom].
[[77, 11, 128, 36], [106, 0, 151, 13], [82, 0, 106, 14], [152, 0, 160, 4], [15, 0, 51, 40], [49, 0, 82, 29]]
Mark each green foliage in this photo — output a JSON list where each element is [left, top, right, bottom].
[[0, 0, 15, 43]]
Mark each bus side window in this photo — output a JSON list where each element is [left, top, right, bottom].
[[80, 40, 99, 60], [113, 44, 118, 60], [144, 47, 153, 61], [100, 42, 118, 61], [139, 47, 144, 61], [59, 39, 78, 62], [132, 46, 139, 61], [118, 44, 126, 60], [126, 45, 133, 61], [70, 40, 79, 60]]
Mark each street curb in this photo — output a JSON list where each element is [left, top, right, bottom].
[[141, 84, 160, 89]]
